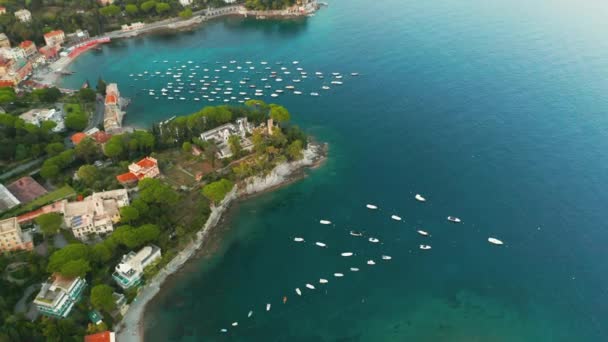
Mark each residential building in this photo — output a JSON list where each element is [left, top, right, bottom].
[[112, 245, 161, 289], [14, 9, 31, 23], [85, 331, 116, 342], [116, 157, 160, 184], [39, 45, 59, 60], [65, 29, 89, 45], [33, 273, 86, 318], [0, 184, 20, 212], [0, 7, 6, 15], [19, 108, 64, 132], [121, 22, 144, 32], [0, 217, 33, 252], [98, 0, 115, 5], [43, 30, 65, 47], [63, 189, 129, 239], [0, 57, 32, 84], [200, 117, 254, 159], [104, 83, 125, 133], [6, 176, 47, 204], [19, 40, 37, 57], [0, 33, 10, 48], [179, 0, 193, 6]]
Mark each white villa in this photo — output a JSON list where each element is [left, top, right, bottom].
[[33, 273, 86, 318], [19, 108, 65, 132], [112, 245, 161, 289], [200, 117, 254, 159], [63, 189, 129, 239]]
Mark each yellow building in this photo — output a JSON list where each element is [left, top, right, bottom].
[[0, 217, 33, 252]]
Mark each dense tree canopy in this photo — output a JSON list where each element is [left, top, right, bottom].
[[47, 243, 92, 277], [202, 179, 234, 204], [35, 213, 63, 236], [90, 284, 116, 313]]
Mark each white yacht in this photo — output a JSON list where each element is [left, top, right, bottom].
[[310, 92, 319, 96], [306, 284, 315, 290], [320, 220, 332, 225], [367, 260, 376, 265], [322, 86, 330, 90], [417, 230, 429, 236], [382, 255, 392, 260], [447, 216, 462, 223], [319, 278, 328, 284], [368, 237, 380, 243], [349, 231, 363, 237], [294, 91, 302, 95], [341, 252, 353, 257], [488, 237, 504, 245], [248, 310, 253, 317], [350, 267, 359, 272], [366, 204, 378, 209], [391, 215, 402, 221], [266, 304, 271, 311], [295, 288, 302, 296], [419, 244, 432, 250], [232, 322, 238, 327], [294, 237, 304, 242], [334, 273, 344, 277], [315, 242, 327, 247], [415, 194, 426, 202]]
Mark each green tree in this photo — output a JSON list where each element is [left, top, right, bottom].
[[92, 243, 112, 263], [182, 141, 192, 153], [119, 206, 139, 223], [286, 140, 303, 160], [78, 88, 96, 102], [59, 259, 91, 278], [138, 178, 179, 206], [35, 213, 63, 236], [90, 284, 116, 313], [77, 165, 98, 187], [202, 179, 234, 204], [0, 87, 16, 104], [65, 112, 87, 131], [125, 4, 139, 15], [40, 162, 60, 180], [104, 135, 124, 159], [45, 142, 65, 156], [112, 224, 160, 249], [96, 78, 107, 95], [228, 135, 242, 157], [141, 0, 157, 12], [179, 8, 192, 18], [100, 4, 121, 16], [47, 243, 90, 274], [155, 2, 171, 14], [269, 104, 290, 123], [75, 137, 101, 163]]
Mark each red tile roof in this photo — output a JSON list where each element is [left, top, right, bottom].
[[6, 176, 47, 203], [44, 30, 64, 39], [84, 331, 114, 342], [71, 132, 87, 145], [136, 157, 157, 168], [116, 172, 139, 184], [105, 94, 117, 105], [20, 40, 33, 48], [91, 131, 112, 144]]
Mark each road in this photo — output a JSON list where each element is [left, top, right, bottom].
[[0, 157, 44, 181], [87, 94, 105, 131]]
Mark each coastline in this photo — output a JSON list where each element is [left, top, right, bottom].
[[116, 142, 327, 342]]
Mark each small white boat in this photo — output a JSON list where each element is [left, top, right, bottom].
[[351, 72, 359, 76], [322, 86, 330, 90], [248, 310, 253, 317], [319, 278, 328, 284], [488, 237, 504, 245], [368, 237, 380, 243], [293, 61, 299, 64], [341, 252, 353, 257], [315, 242, 327, 248], [350, 267, 359, 272], [310, 92, 319, 96], [382, 255, 392, 260], [232, 322, 238, 327], [417, 230, 429, 236], [391, 215, 402, 221], [315, 72, 323, 75], [420, 244, 432, 250], [367, 260, 376, 265], [266, 304, 271, 311], [306, 283, 315, 290], [221, 328, 227, 333], [296, 288, 302, 296], [271, 93, 279, 97], [294, 91, 302, 95], [415, 194, 426, 202], [366, 204, 378, 210], [447, 216, 462, 223], [293, 79, 301, 83], [320, 220, 332, 225], [332, 72, 340, 76], [334, 273, 344, 277], [285, 85, 295, 90], [276, 78, 283, 82], [349, 231, 363, 237], [331, 81, 343, 85], [294, 237, 305, 242], [335, 75, 343, 79]]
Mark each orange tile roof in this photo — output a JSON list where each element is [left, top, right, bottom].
[[44, 30, 64, 39], [105, 94, 117, 105], [116, 172, 138, 183], [20, 40, 33, 48], [91, 131, 112, 144], [71, 132, 87, 145], [136, 157, 157, 168], [84, 331, 114, 342]]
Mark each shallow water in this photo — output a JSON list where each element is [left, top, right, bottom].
[[63, 0, 608, 340]]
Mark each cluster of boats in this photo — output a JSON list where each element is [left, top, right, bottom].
[[127, 59, 360, 104], [219, 193, 505, 334]]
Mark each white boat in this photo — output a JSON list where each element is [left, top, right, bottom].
[[335, 75, 343, 79], [306, 283, 315, 290], [261, 61, 268, 65], [294, 91, 302, 95], [417, 230, 429, 236], [391, 215, 402, 221], [415, 194, 426, 202], [381, 255, 392, 260], [320, 220, 332, 225], [232, 322, 238, 326], [419, 244, 432, 250], [284, 71, 291, 74], [349, 231, 363, 237], [334, 273, 344, 277], [319, 278, 328, 284], [293, 79, 301, 83], [246, 61, 252, 64], [367, 260, 376, 265], [248, 310, 253, 317], [341, 252, 353, 257], [315, 242, 327, 247], [366, 204, 378, 210], [315, 72, 323, 75], [368, 237, 380, 243], [310, 92, 319, 96], [294, 237, 304, 242], [447, 216, 462, 223], [266, 304, 271, 311], [322, 86, 330, 90], [194, 98, 200, 101], [276, 78, 283, 82], [275, 89, 284, 93], [351, 72, 359, 76], [293, 61, 299, 64], [271, 93, 278, 97], [332, 72, 340, 76], [350, 267, 359, 272], [488, 237, 504, 245], [285, 85, 295, 90], [296, 288, 302, 296], [221, 328, 227, 333], [331, 80, 343, 85]]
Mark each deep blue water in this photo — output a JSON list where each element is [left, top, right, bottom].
[[63, 0, 608, 340]]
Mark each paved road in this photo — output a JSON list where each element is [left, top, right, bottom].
[[87, 95, 105, 131], [0, 158, 44, 181]]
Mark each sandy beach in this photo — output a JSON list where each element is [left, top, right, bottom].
[[116, 143, 326, 342]]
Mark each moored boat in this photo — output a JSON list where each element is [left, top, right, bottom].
[[447, 216, 462, 223], [488, 237, 504, 245]]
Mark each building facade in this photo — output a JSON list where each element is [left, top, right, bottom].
[[43, 30, 65, 47], [19, 40, 37, 57], [14, 9, 31, 23], [0, 217, 33, 252], [34, 274, 86, 318], [112, 245, 161, 289], [0, 184, 20, 212], [103, 83, 125, 133], [19, 108, 64, 132], [0, 33, 10, 48], [63, 189, 129, 239], [200, 117, 254, 159], [116, 157, 160, 184]]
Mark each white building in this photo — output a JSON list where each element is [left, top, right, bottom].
[[179, 0, 192, 6], [112, 245, 161, 289], [0, 184, 20, 212], [14, 9, 31, 23], [121, 22, 145, 32], [0, 47, 25, 60], [34, 274, 86, 318], [19, 108, 65, 132], [200, 118, 254, 159], [63, 189, 129, 239]]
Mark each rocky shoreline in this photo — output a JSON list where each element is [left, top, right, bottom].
[[116, 141, 327, 342]]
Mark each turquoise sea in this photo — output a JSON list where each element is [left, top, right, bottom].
[[62, 0, 608, 340]]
